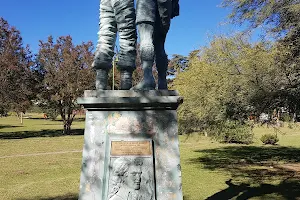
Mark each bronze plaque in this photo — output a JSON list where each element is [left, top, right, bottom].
[[111, 141, 152, 156]]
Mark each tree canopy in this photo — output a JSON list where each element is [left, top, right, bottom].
[[222, 0, 300, 36], [37, 35, 94, 134], [173, 33, 292, 141], [222, 0, 300, 75], [0, 18, 36, 115]]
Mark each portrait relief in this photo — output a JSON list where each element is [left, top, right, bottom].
[[108, 157, 155, 200]]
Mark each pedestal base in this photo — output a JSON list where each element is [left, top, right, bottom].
[[78, 90, 183, 200]]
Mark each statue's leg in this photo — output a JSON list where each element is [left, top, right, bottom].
[[154, 17, 168, 90], [133, 0, 156, 90], [93, 0, 117, 90], [113, 0, 137, 90], [155, 0, 172, 90]]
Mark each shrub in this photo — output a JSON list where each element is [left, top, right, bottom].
[[178, 109, 202, 135], [44, 108, 59, 120], [38, 102, 60, 120], [281, 113, 291, 122], [261, 134, 279, 145], [0, 107, 8, 117], [210, 120, 254, 144]]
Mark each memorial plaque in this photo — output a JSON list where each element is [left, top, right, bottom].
[[111, 141, 152, 156]]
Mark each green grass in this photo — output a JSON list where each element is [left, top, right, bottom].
[[180, 126, 300, 200], [1, 115, 300, 199], [0, 114, 84, 199], [0, 114, 85, 139]]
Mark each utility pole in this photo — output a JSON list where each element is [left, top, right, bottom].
[[112, 45, 119, 90], [112, 57, 115, 90]]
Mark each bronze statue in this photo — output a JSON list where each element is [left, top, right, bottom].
[[134, 0, 180, 90], [94, 0, 179, 90], [93, 0, 137, 90]]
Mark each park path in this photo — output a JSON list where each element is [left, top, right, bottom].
[[0, 150, 82, 159]]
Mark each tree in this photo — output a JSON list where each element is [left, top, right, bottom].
[[222, 0, 300, 118], [0, 17, 35, 116], [166, 54, 188, 88], [222, 0, 299, 37], [173, 34, 281, 142], [168, 54, 188, 76], [222, 0, 300, 61], [37, 36, 94, 134]]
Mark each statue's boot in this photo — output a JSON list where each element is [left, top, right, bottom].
[[132, 61, 156, 90], [92, 52, 111, 90], [95, 69, 109, 90], [158, 76, 167, 90], [156, 56, 168, 90], [120, 70, 133, 90]]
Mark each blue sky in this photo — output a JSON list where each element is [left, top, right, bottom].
[[1, 0, 240, 57]]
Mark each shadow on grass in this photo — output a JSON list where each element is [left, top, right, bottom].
[[206, 178, 300, 200], [190, 146, 300, 199], [17, 193, 78, 200], [0, 125, 20, 129], [0, 129, 84, 139], [183, 195, 191, 200], [25, 118, 86, 122], [57, 118, 86, 122]]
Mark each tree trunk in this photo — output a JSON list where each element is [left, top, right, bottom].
[[60, 102, 76, 135], [63, 121, 71, 135], [63, 115, 76, 135]]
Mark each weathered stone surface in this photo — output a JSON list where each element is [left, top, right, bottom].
[[78, 90, 183, 200]]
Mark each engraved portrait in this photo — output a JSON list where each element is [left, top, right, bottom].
[[108, 157, 155, 200]]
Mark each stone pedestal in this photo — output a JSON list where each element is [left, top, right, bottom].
[[78, 90, 183, 200]]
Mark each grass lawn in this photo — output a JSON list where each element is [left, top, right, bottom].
[[1, 114, 300, 199]]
